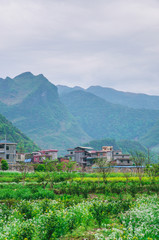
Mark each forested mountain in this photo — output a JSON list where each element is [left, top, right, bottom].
[[57, 85, 159, 110], [84, 138, 147, 154], [61, 90, 159, 141], [0, 73, 90, 153], [1, 72, 159, 154], [139, 120, 159, 152], [0, 113, 39, 152]]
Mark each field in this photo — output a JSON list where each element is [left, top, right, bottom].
[[0, 170, 159, 239]]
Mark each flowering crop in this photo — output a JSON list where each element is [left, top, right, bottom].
[[0, 195, 158, 239]]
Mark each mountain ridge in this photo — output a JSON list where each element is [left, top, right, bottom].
[[57, 84, 159, 110]]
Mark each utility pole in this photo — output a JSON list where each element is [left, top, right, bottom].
[[4, 135, 6, 160]]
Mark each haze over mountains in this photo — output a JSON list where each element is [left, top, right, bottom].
[[58, 85, 159, 110], [0, 72, 159, 154]]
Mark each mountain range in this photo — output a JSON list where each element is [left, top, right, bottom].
[[58, 85, 159, 110], [0, 72, 159, 154], [0, 73, 90, 153]]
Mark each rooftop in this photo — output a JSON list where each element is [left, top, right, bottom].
[[0, 140, 17, 144]]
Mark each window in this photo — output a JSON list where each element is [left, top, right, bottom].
[[6, 154, 9, 159], [0, 144, 4, 149], [6, 146, 9, 150]]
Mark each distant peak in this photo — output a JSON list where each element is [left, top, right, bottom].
[[37, 73, 44, 78], [14, 72, 34, 79]]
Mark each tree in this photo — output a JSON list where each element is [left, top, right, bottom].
[[43, 158, 57, 172], [94, 157, 111, 184], [18, 162, 33, 185], [1, 159, 8, 170], [36, 164, 46, 172], [130, 151, 146, 185], [65, 161, 76, 172]]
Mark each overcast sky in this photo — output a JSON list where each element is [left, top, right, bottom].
[[1, 0, 159, 95]]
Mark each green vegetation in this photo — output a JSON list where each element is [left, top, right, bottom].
[[1, 73, 159, 153], [61, 90, 159, 141], [58, 85, 159, 110], [0, 169, 158, 239], [0, 73, 90, 154], [86, 85, 159, 110], [84, 138, 147, 154], [140, 120, 159, 150], [0, 113, 39, 152], [1, 159, 8, 171]]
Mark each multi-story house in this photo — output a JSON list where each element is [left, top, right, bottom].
[[66, 146, 96, 166], [66, 146, 132, 167], [112, 150, 132, 166], [0, 140, 17, 163]]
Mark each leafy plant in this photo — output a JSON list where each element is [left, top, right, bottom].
[[1, 159, 8, 171]]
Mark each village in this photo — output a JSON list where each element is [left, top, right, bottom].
[[0, 139, 137, 172]]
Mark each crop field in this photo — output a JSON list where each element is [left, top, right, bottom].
[[0, 170, 159, 239]]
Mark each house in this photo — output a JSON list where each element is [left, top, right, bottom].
[[39, 149, 58, 161], [16, 153, 25, 162], [112, 150, 132, 166], [66, 145, 132, 167], [0, 140, 17, 163], [33, 154, 52, 163], [16, 153, 32, 163], [66, 146, 96, 166], [33, 149, 58, 163]]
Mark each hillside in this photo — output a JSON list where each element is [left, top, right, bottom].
[[139, 120, 159, 152], [84, 138, 147, 154], [57, 85, 159, 110], [0, 113, 39, 152], [0, 73, 91, 153], [61, 90, 159, 141], [1, 72, 159, 154]]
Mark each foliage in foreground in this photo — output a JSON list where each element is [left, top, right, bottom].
[[0, 195, 158, 239]]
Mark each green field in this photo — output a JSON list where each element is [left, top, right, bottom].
[[0, 171, 159, 239]]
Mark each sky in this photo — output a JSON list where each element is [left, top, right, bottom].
[[0, 0, 159, 95]]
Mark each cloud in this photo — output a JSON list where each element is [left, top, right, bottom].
[[0, 0, 159, 94]]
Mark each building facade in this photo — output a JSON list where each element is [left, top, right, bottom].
[[66, 146, 132, 167], [0, 140, 17, 163]]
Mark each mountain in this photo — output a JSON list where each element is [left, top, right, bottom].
[[0, 73, 91, 153], [61, 90, 159, 141], [87, 86, 159, 110], [0, 113, 39, 152], [57, 85, 84, 96], [83, 138, 147, 155], [1, 73, 159, 155], [57, 85, 159, 110], [139, 120, 159, 152]]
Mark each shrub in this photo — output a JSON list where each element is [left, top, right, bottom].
[[89, 201, 108, 227], [1, 159, 8, 171], [18, 201, 33, 219], [36, 164, 46, 172], [15, 220, 34, 240]]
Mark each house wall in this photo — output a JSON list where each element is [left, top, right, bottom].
[[16, 154, 25, 162], [75, 151, 85, 164], [0, 143, 16, 163]]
